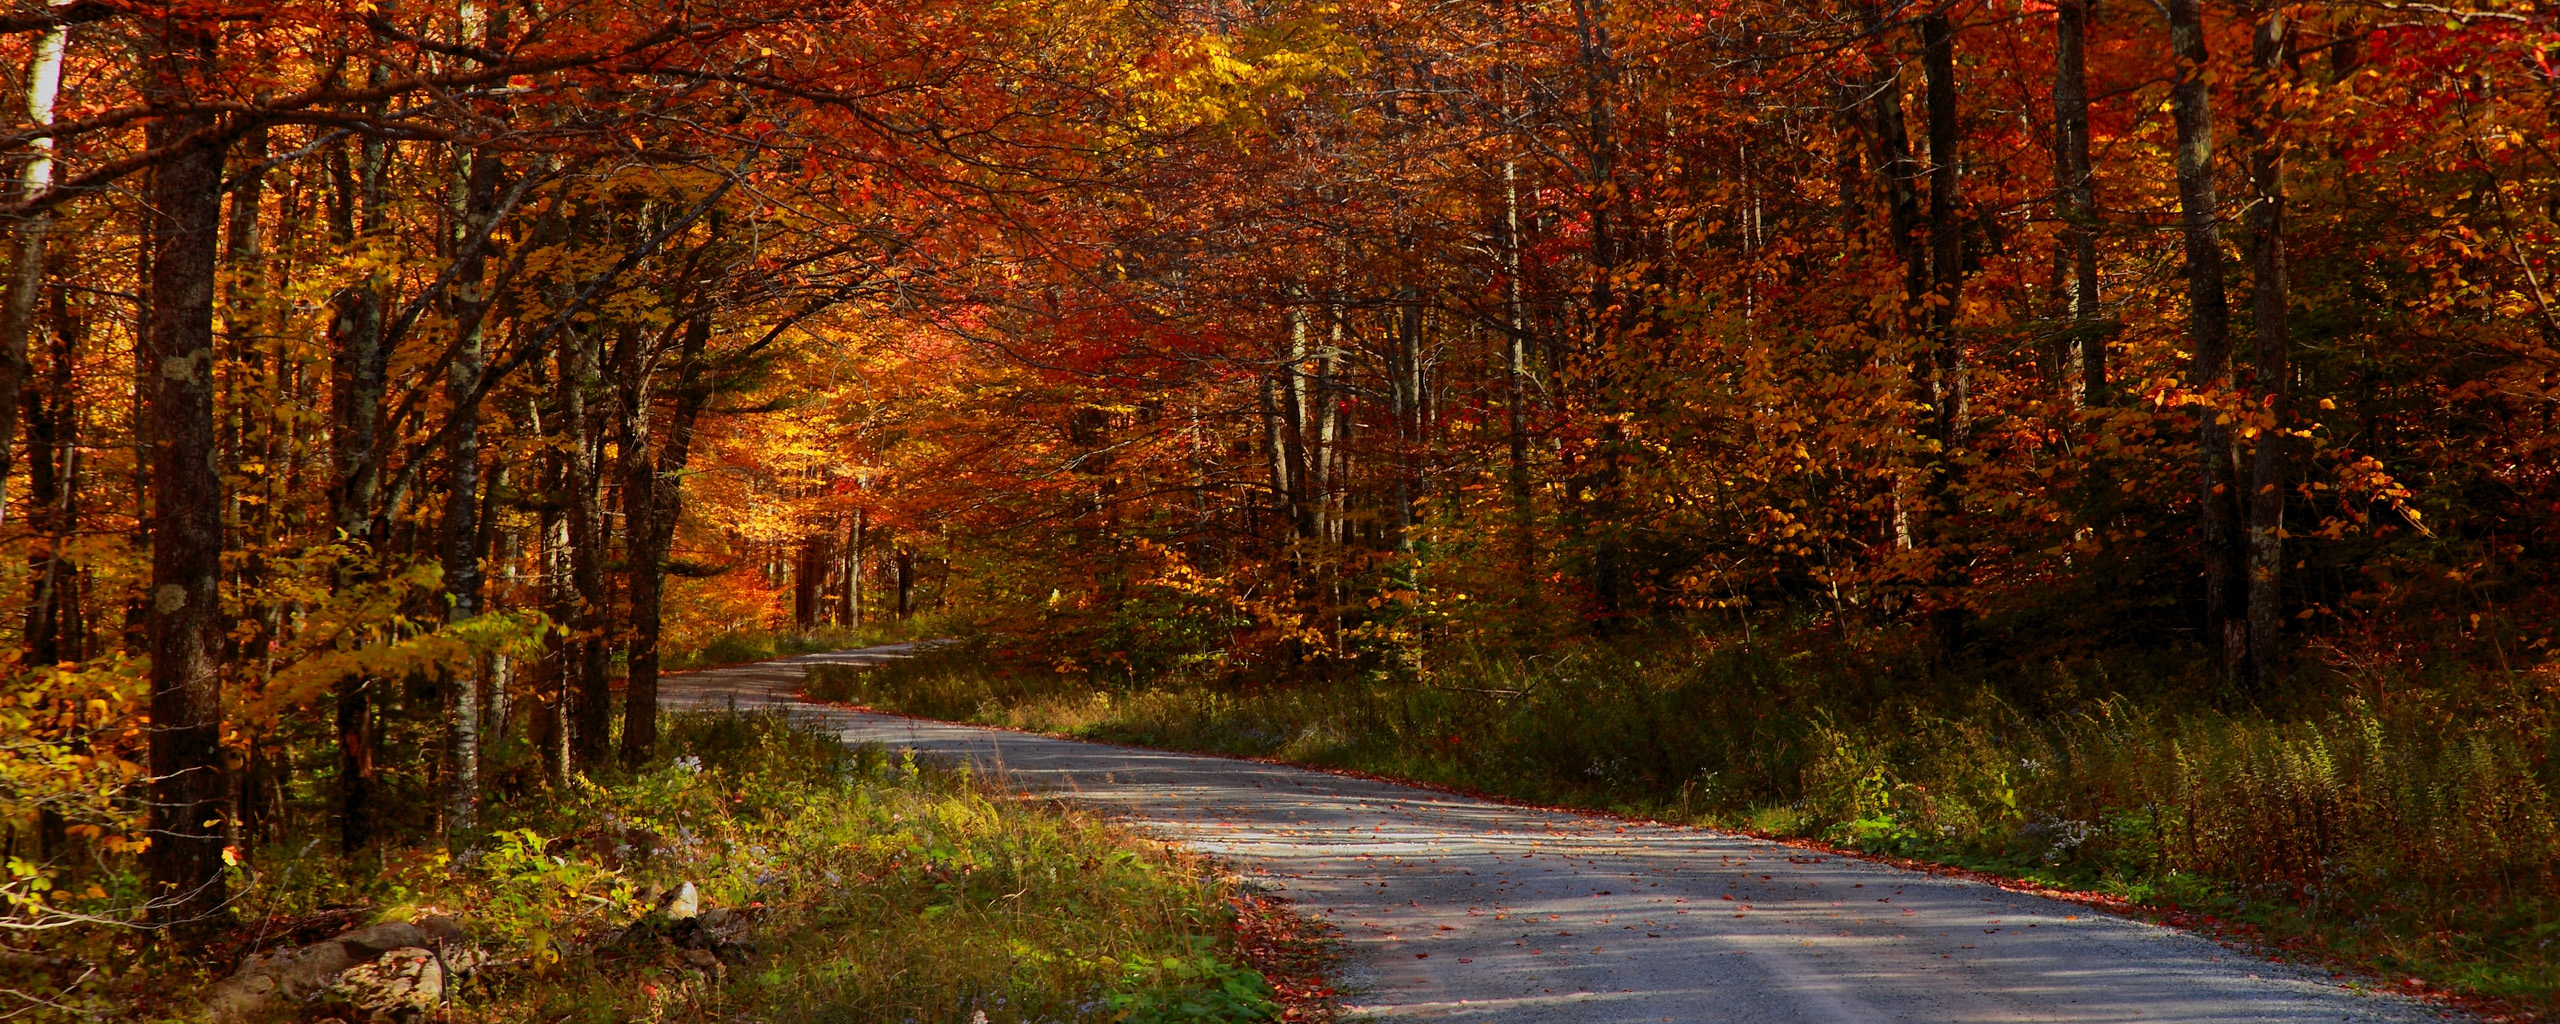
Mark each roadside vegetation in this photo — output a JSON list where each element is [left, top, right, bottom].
[[7, 710, 1314, 1023], [815, 631, 2560, 1015], [660, 613, 958, 673]]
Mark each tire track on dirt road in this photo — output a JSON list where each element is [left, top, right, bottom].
[[666, 647, 2454, 1023]]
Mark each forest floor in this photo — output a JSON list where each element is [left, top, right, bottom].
[[667, 646, 2462, 1023], [90, 663, 1307, 1024]]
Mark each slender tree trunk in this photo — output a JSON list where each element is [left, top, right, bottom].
[[855, 501, 875, 624], [534, 424, 569, 785], [2167, 0, 2247, 675], [328, 121, 391, 854], [1501, 161, 1534, 613], [1920, 5, 1971, 654], [1862, 3, 1934, 619], [140, 19, 230, 929], [2244, 6, 2291, 688], [1864, 5, 1928, 319], [896, 548, 915, 621], [611, 320, 665, 768], [1922, 6, 1969, 449], [484, 465, 517, 743], [2053, 0, 2104, 406], [564, 321, 611, 770], [23, 279, 75, 666], [0, 13, 65, 526], [1573, 0, 1624, 624], [442, 142, 503, 832], [1390, 284, 1424, 551], [222, 115, 275, 694]]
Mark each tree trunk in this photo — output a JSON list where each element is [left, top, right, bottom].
[[23, 277, 76, 667], [794, 531, 830, 629], [139, 19, 230, 929], [1572, 0, 1623, 625], [535, 426, 570, 785], [441, 141, 503, 832], [0, 13, 66, 526], [1390, 283, 1424, 551], [327, 120, 391, 854], [564, 320, 611, 770], [896, 547, 915, 620], [2244, 5, 2291, 688], [2167, 0, 2247, 676], [1501, 160, 1534, 614], [1920, 5, 1971, 654], [845, 506, 865, 628], [2052, 0, 2104, 406], [1863, 4, 1928, 318], [616, 316, 699, 769]]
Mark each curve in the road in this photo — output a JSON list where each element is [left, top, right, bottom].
[[664, 647, 2451, 1024]]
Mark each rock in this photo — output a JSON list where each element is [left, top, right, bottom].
[[663, 882, 699, 921], [201, 916, 474, 1024], [327, 947, 441, 1023]]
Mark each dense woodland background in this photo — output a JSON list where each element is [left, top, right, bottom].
[[1, 0, 2558, 1004]]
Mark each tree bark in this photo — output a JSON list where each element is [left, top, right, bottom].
[[441, 142, 503, 832], [845, 506, 865, 628], [1919, 5, 1971, 654], [327, 119, 391, 854], [1501, 160, 1534, 614], [896, 547, 915, 620], [2243, 5, 2291, 688], [23, 273, 76, 666], [0, 12, 66, 526], [617, 315, 708, 769], [794, 531, 830, 629], [1572, 0, 1624, 624], [564, 319, 611, 770], [2053, 0, 2104, 406], [2167, 0, 2247, 675], [139, 17, 230, 929], [1863, 4, 1928, 318], [534, 416, 570, 785]]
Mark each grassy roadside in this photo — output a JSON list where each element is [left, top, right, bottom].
[[812, 635, 2560, 1018], [46, 710, 1329, 1023]]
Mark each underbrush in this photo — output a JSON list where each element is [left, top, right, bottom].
[[30, 710, 1300, 1023], [816, 635, 2560, 1013]]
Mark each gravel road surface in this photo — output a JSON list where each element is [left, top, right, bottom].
[[666, 647, 2453, 1024]]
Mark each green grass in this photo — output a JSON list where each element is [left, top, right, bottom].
[[815, 634, 2560, 1014], [493, 712, 1281, 1024], [78, 710, 1286, 1024]]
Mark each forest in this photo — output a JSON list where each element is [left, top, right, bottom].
[[0, 0, 2557, 1018]]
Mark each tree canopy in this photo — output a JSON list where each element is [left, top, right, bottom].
[[0, 0, 2553, 931]]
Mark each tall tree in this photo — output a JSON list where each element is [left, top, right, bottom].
[[1919, 3, 1971, 652], [2052, 0, 2104, 406], [2242, 3, 2291, 688], [2166, 0, 2246, 677], [0, 8, 65, 516], [139, 10, 231, 928]]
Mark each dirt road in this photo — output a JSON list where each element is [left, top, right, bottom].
[[666, 648, 2449, 1023]]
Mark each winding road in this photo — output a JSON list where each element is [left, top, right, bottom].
[[665, 646, 2453, 1023]]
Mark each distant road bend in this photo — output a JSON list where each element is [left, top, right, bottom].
[[666, 646, 2453, 1024]]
